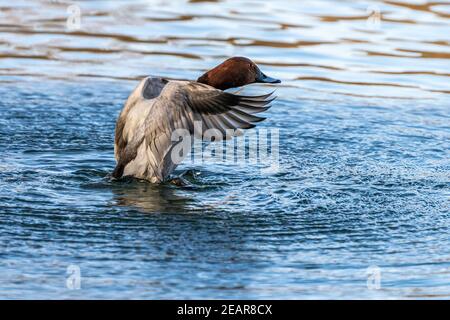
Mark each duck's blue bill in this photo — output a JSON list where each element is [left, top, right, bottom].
[[256, 72, 281, 84]]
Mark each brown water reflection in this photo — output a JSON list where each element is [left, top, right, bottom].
[[0, 0, 449, 98]]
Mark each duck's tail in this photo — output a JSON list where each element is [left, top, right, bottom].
[[111, 163, 125, 179]]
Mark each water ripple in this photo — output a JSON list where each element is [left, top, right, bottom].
[[0, 0, 449, 299]]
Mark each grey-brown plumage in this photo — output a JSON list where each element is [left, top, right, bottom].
[[113, 56, 282, 183], [113, 76, 275, 183]]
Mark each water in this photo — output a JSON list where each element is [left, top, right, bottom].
[[0, 0, 449, 299]]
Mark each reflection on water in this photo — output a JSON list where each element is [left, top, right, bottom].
[[0, 0, 450, 299], [111, 179, 195, 213], [1, 0, 449, 97]]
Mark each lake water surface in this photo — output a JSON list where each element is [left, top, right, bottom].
[[0, 0, 449, 299]]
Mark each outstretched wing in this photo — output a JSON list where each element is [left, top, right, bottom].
[[182, 81, 275, 139], [113, 80, 275, 181]]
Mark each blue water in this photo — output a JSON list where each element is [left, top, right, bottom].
[[0, 0, 450, 299]]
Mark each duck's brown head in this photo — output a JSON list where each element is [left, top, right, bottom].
[[197, 56, 280, 90]]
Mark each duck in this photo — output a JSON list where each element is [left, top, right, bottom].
[[112, 56, 281, 183]]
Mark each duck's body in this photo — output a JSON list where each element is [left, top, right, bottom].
[[113, 57, 280, 183]]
